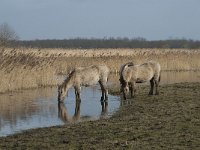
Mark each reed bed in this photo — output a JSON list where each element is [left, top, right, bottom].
[[0, 48, 57, 93], [0, 47, 200, 93]]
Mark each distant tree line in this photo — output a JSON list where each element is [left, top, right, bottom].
[[11, 38, 200, 49], [1, 22, 200, 49]]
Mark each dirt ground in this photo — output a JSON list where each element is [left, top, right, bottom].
[[0, 82, 200, 150]]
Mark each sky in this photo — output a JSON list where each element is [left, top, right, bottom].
[[0, 0, 200, 40]]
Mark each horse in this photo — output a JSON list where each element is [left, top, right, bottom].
[[58, 64, 110, 102], [119, 62, 134, 93], [119, 61, 161, 100]]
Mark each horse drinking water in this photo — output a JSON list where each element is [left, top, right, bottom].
[[58, 65, 110, 102], [119, 61, 161, 100]]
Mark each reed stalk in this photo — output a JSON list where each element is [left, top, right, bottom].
[[0, 47, 200, 93]]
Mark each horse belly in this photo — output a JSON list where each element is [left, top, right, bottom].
[[81, 75, 99, 86], [136, 78, 146, 83], [135, 73, 153, 83]]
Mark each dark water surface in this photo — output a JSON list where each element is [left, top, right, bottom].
[[0, 71, 199, 137]]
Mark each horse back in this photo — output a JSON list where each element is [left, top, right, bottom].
[[74, 65, 109, 85], [123, 61, 161, 82]]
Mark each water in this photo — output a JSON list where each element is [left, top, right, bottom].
[[0, 85, 120, 137], [0, 71, 200, 137]]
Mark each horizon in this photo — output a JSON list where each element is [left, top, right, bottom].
[[18, 37, 199, 42]]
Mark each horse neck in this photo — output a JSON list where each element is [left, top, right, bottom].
[[63, 76, 74, 92], [123, 67, 132, 82]]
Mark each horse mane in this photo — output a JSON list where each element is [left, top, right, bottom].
[[61, 69, 76, 90], [119, 62, 134, 84]]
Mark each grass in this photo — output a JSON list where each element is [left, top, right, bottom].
[[0, 47, 200, 93], [0, 82, 199, 149]]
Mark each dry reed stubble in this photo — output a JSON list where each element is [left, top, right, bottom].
[[0, 48, 200, 93]]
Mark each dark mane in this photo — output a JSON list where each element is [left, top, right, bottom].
[[119, 62, 134, 85], [61, 69, 76, 89]]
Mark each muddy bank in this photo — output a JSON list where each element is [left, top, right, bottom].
[[0, 82, 200, 149]]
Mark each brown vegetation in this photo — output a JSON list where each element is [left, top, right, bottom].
[[0, 48, 57, 93], [0, 47, 200, 93]]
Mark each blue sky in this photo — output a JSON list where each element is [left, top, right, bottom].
[[0, 0, 200, 40]]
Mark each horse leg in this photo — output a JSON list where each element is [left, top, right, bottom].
[[122, 82, 129, 100], [103, 78, 109, 101], [149, 78, 154, 95], [99, 81, 108, 101], [123, 90, 127, 100], [75, 89, 78, 99], [75, 100, 81, 116], [104, 85, 108, 101], [131, 82, 136, 98], [99, 81, 105, 101], [129, 83, 133, 97], [75, 86, 81, 101], [155, 80, 159, 95]]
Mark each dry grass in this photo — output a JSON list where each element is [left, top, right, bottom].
[[0, 47, 200, 93], [0, 48, 57, 93], [13, 47, 199, 72]]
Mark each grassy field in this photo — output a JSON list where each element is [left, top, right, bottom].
[[0, 47, 200, 93], [0, 82, 199, 149]]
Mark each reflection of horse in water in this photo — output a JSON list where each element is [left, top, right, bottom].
[[119, 61, 161, 100], [58, 65, 110, 102], [58, 101, 81, 123], [58, 100, 109, 123], [100, 101, 108, 119]]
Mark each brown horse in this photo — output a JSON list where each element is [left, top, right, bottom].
[[58, 64, 110, 102], [120, 61, 161, 100]]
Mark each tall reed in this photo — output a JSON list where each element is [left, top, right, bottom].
[[0, 48, 57, 93], [0, 47, 200, 93]]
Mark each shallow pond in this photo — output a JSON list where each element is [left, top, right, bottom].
[[0, 71, 199, 137], [0, 85, 120, 137]]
